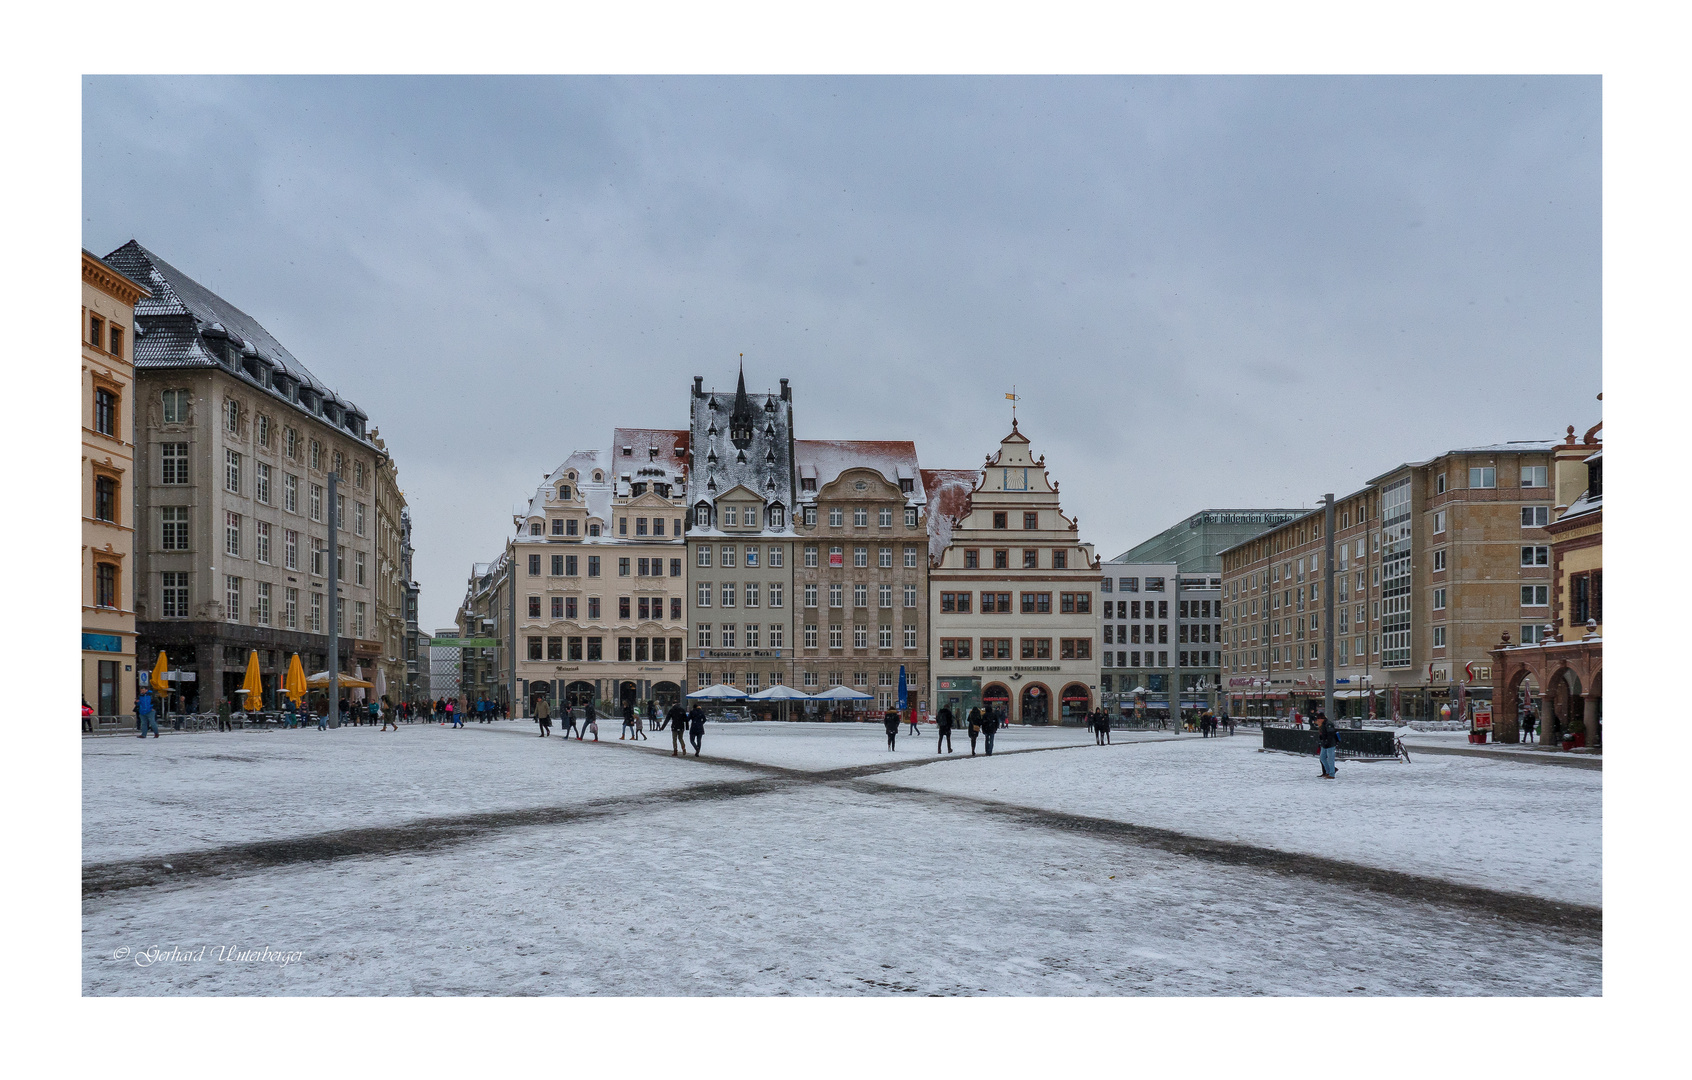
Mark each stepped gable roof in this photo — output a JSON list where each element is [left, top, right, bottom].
[[103, 240, 335, 399], [795, 440, 925, 504]]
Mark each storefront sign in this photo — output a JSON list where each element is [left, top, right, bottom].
[[82, 632, 123, 653]]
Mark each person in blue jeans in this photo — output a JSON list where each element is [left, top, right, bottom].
[[136, 689, 159, 738], [1316, 712, 1339, 779]]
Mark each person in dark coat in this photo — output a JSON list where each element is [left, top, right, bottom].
[[936, 706, 954, 754], [1316, 711, 1339, 778], [667, 701, 689, 756], [883, 708, 901, 751], [687, 705, 706, 756], [1101, 709, 1113, 745], [966, 707, 982, 755], [621, 701, 637, 740], [217, 696, 233, 732], [580, 701, 597, 741], [980, 707, 1001, 756], [535, 696, 551, 736]]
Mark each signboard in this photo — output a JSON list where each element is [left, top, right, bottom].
[[1473, 708, 1492, 731], [829, 552, 844, 567], [428, 638, 499, 648], [82, 632, 123, 653]]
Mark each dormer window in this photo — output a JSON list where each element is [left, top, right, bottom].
[[801, 477, 816, 492], [588, 523, 601, 537], [770, 505, 786, 528], [900, 478, 914, 494], [593, 471, 603, 483], [695, 503, 711, 527], [631, 483, 647, 496], [558, 485, 571, 500], [529, 521, 543, 536], [622, 447, 632, 456]]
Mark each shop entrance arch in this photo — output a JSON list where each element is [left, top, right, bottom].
[[982, 683, 1010, 720], [1020, 683, 1051, 725], [618, 680, 638, 707], [1060, 683, 1091, 722], [653, 681, 682, 709]]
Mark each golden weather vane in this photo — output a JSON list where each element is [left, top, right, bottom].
[[1006, 386, 1019, 424]]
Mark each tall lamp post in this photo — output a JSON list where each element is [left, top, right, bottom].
[[1322, 493, 1336, 728], [327, 470, 340, 728]]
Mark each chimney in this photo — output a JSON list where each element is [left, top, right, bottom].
[[780, 378, 790, 401], [693, 376, 704, 397]]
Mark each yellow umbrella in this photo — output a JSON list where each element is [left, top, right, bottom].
[[240, 650, 264, 709], [284, 653, 308, 705], [149, 652, 170, 694]]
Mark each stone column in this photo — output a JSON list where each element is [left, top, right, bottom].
[[1583, 693, 1599, 749]]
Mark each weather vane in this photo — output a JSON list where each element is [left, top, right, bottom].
[[1006, 385, 1019, 425]]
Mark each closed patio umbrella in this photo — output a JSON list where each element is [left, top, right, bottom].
[[149, 652, 170, 695], [284, 654, 308, 705], [239, 650, 264, 710]]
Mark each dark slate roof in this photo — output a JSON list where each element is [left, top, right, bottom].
[[685, 371, 795, 526], [103, 240, 338, 402]]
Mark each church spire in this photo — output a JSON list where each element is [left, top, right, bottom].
[[729, 353, 755, 449]]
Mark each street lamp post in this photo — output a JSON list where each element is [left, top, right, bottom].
[[327, 470, 340, 728], [1322, 493, 1336, 728]]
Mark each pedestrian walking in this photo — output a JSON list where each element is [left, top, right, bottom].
[[884, 707, 901, 751], [83, 696, 94, 733], [369, 699, 381, 727], [1101, 709, 1113, 745], [980, 706, 1000, 756], [136, 689, 159, 738], [449, 699, 462, 728], [580, 701, 597, 741], [217, 696, 232, 733], [381, 698, 397, 732], [687, 704, 706, 756], [967, 706, 982, 755], [936, 706, 954, 754], [667, 701, 688, 756], [621, 702, 637, 740], [535, 696, 552, 737], [1317, 711, 1339, 779], [317, 700, 329, 730], [908, 712, 920, 737]]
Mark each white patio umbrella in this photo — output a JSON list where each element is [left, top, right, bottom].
[[375, 667, 388, 703], [351, 665, 367, 702], [686, 683, 748, 700], [746, 685, 813, 700], [810, 685, 873, 700]]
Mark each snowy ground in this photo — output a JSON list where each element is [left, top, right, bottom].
[[84, 722, 1600, 996]]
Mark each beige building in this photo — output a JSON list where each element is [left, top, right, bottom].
[[512, 429, 691, 716], [792, 440, 929, 714], [683, 370, 799, 698], [370, 430, 413, 703], [109, 241, 387, 712], [1219, 439, 1561, 721], [83, 251, 150, 721], [927, 423, 1100, 724]]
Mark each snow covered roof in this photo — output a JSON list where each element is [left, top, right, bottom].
[[793, 440, 926, 505], [920, 468, 981, 564], [685, 369, 795, 513], [1449, 440, 1559, 454]]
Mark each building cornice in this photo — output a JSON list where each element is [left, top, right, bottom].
[[82, 251, 151, 307]]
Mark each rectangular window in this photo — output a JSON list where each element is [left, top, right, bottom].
[[283, 586, 298, 629], [854, 625, 868, 648], [529, 596, 541, 618], [854, 508, 868, 527], [588, 556, 600, 577], [1023, 511, 1039, 530], [804, 584, 818, 608], [904, 625, 917, 648], [256, 520, 271, 564], [160, 443, 189, 485], [698, 546, 712, 568], [1433, 587, 1446, 611], [255, 463, 271, 505], [1052, 549, 1068, 570], [745, 582, 760, 607], [1020, 638, 1052, 660], [355, 502, 366, 536], [993, 512, 1007, 529], [529, 554, 542, 576], [355, 550, 365, 586], [805, 546, 819, 568], [1023, 549, 1039, 569], [853, 584, 868, 608], [878, 584, 893, 608], [1061, 638, 1091, 661], [158, 506, 189, 551], [1020, 592, 1052, 614], [829, 625, 844, 649], [161, 571, 189, 618], [552, 554, 565, 576], [310, 592, 322, 633], [879, 507, 893, 527], [309, 483, 323, 522], [1433, 626, 1446, 648], [805, 624, 818, 648], [904, 584, 917, 608], [619, 557, 631, 577], [1521, 465, 1547, 488], [830, 583, 843, 608], [905, 507, 918, 527], [568, 636, 584, 660], [964, 549, 979, 569], [854, 546, 868, 568], [528, 636, 543, 660], [225, 449, 241, 493], [722, 583, 736, 608], [829, 508, 843, 527], [1433, 549, 1446, 572], [586, 637, 602, 661], [225, 576, 241, 623], [256, 582, 271, 626], [768, 583, 783, 608], [993, 549, 1009, 570], [879, 546, 892, 568], [1521, 584, 1549, 607], [982, 592, 1012, 613], [225, 511, 241, 557], [879, 624, 892, 648], [1469, 466, 1496, 489], [1521, 545, 1550, 567], [1522, 506, 1550, 528]]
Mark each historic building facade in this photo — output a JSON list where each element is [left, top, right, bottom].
[[792, 440, 929, 713], [1219, 439, 1560, 721], [511, 430, 691, 716], [927, 423, 1099, 724], [370, 430, 415, 704], [110, 241, 387, 711], [1491, 421, 1602, 746], [1095, 561, 1178, 718], [683, 370, 799, 697], [82, 250, 150, 722]]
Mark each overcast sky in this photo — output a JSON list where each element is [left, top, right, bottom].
[[82, 75, 1600, 632]]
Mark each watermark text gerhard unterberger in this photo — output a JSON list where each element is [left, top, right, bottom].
[[112, 944, 305, 968]]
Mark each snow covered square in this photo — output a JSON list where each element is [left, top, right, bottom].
[[83, 721, 1600, 995]]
